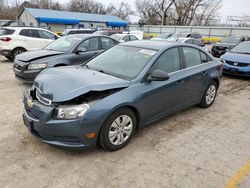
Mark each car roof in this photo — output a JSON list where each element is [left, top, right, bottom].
[[64, 34, 118, 40], [119, 40, 180, 50], [65, 28, 95, 31]]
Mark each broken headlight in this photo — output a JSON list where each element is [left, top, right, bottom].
[[55, 104, 89, 119]]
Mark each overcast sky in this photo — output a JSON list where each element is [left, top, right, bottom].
[[95, 0, 250, 23]]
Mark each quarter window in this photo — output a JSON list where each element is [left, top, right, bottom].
[[153, 48, 181, 73], [200, 51, 212, 63], [101, 37, 116, 49], [79, 37, 99, 51], [183, 47, 202, 67], [38, 30, 56, 40]]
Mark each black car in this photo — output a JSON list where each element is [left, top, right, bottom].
[[211, 36, 246, 58], [13, 34, 119, 82]]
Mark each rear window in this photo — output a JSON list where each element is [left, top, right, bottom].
[[0, 28, 15, 36]]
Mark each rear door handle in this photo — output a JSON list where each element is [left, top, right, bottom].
[[202, 71, 208, 77], [176, 80, 185, 85]]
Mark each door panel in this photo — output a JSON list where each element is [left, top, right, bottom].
[[181, 47, 208, 104], [140, 47, 186, 123]]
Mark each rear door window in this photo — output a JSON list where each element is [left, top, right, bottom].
[[129, 35, 138, 41], [19, 29, 40, 38], [182, 47, 202, 67], [100, 37, 116, 49], [0, 28, 15, 36], [79, 37, 99, 51]]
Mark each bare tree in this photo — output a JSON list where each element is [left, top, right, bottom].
[[106, 2, 133, 21], [68, 0, 106, 14], [193, 0, 222, 25], [136, 0, 222, 26]]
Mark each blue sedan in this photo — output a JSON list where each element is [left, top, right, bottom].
[[221, 41, 250, 77], [23, 41, 223, 151]]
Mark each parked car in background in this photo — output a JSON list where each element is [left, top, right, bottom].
[[150, 32, 174, 41], [111, 34, 139, 42], [170, 32, 202, 40], [0, 27, 59, 60], [221, 41, 250, 77], [93, 30, 122, 36], [61, 28, 95, 36], [23, 41, 222, 150], [13, 34, 119, 82], [160, 37, 209, 51], [211, 36, 247, 58]]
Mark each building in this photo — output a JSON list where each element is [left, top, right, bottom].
[[18, 8, 128, 32]]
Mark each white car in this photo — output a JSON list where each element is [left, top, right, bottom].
[[0, 27, 59, 60], [111, 34, 139, 43]]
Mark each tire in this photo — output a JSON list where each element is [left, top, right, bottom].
[[12, 48, 26, 60], [99, 108, 136, 151], [199, 81, 218, 108], [4, 56, 13, 61]]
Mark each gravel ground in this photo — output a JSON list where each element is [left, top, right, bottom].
[[0, 56, 250, 188]]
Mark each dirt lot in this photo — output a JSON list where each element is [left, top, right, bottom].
[[0, 56, 250, 188]]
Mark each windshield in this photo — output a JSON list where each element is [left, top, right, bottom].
[[221, 36, 240, 43], [45, 36, 81, 52], [159, 33, 171, 39], [231, 42, 250, 54], [86, 45, 157, 80], [0, 28, 15, 36]]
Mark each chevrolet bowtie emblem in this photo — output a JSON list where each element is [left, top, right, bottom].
[[27, 98, 33, 108]]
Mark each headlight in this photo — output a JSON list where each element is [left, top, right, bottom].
[[28, 63, 48, 70], [220, 59, 226, 63], [55, 104, 89, 119]]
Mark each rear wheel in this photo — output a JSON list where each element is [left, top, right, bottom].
[[99, 108, 136, 151], [12, 48, 26, 60], [200, 81, 218, 108]]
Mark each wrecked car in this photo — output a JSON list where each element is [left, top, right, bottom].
[[13, 34, 119, 83], [23, 41, 223, 151]]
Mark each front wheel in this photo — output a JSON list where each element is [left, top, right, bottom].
[[199, 81, 218, 108], [99, 108, 136, 151], [12, 48, 26, 60]]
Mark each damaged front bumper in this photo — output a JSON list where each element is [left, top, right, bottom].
[[22, 92, 99, 149]]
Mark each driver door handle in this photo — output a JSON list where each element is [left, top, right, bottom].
[[176, 80, 185, 85]]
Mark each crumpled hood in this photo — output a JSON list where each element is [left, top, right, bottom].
[[34, 66, 130, 102], [16, 50, 64, 62], [221, 52, 250, 64], [214, 42, 236, 49]]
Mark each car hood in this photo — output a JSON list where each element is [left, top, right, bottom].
[[221, 52, 250, 63], [16, 50, 64, 62], [214, 42, 236, 48], [34, 66, 130, 102]]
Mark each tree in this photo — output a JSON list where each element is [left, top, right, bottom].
[[135, 0, 222, 26], [67, 0, 106, 14], [106, 2, 133, 22]]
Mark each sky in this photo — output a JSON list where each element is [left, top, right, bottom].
[[60, 0, 250, 23], [94, 0, 250, 23]]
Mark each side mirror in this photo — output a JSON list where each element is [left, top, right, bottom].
[[120, 39, 125, 43], [147, 70, 169, 82], [75, 47, 87, 54]]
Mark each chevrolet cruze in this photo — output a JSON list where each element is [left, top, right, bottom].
[[23, 41, 223, 151]]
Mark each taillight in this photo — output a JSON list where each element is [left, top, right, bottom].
[[0, 37, 12, 42]]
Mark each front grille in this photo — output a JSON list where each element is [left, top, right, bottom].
[[36, 90, 52, 106], [226, 61, 249, 67], [215, 46, 228, 51]]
